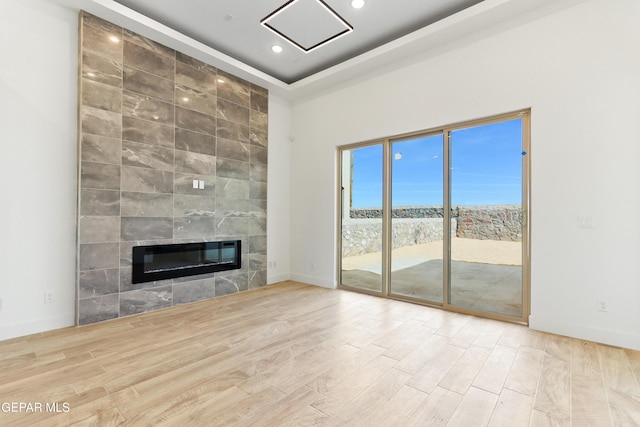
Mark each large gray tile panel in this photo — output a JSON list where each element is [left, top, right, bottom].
[[217, 98, 249, 126], [216, 178, 249, 200], [248, 218, 267, 236], [120, 286, 172, 316], [215, 273, 249, 297], [173, 279, 216, 305], [174, 150, 216, 175], [82, 78, 122, 113], [83, 12, 122, 35], [250, 163, 268, 183], [122, 116, 174, 148], [81, 133, 121, 165], [175, 61, 216, 94], [175, 128, 216, 157], [82, 51, 123, 89], [79, 268, 119, 298], [248, 253, 267, 272], [82, 22, 122, 63], [217, 157, 249, 180], [249, 127, 268, 148], [217, 118, 250, 144], [249, 235, 267, 254], [217, 71, 250, 107], [249, 269, 268, 290], [81, 189, 120, 216], [122, 91, 174, 126], [217, 138, 250, 163], [250, 146, 268, 166], [123, 40, 175, 80], [251, 83, 268, 97], [251, 91, 268, 114], [250, 180, 267, 200], [123, 29, 175, 59], [216, 198, 251, 218], [81, 162, 121, 190], [175, 107, 216, 136], [250, 199, 267, 218], [81, 106, 121, 139], [121, 217, 173, 241], [174, 217, 218, 239], [121, 166, 173, 194], [250, 109, 268, 133], [175, 85, 216, 117], [79, 242, 119, 270], [121, 192, 173, 217], [122, 140, 174, 171], [174, 173, 216, 196], [78, 294, 119, 325], [213, 217, 249, 238], [79, 216, 120, 243], [123, 65, 174, 103], [173, 194, 216, 217], [176, 52, 217, 75]]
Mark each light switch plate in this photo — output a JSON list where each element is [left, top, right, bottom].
[[199, 180, 205, 189], [193, 179, 199, 189]]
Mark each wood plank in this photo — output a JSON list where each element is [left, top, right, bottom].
[[504, 345, 545, 396], [488, 388, 533, 427], [533, 357, 570, 424], [406, 386, 463, 427], [446, 386, 499, 427], [473, 344, 517, 395], [0, 281, 639, 426]]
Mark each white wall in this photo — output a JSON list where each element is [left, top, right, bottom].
[[289, 0, 640, 350], [0, 0, 78, 339], [267, 94, 292, 284]]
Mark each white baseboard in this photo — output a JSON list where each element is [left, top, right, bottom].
[[288, 273, 336, 289], [0, 313, 75, 341], [267, 273, 291, 285], [529, 315, 640, 351]]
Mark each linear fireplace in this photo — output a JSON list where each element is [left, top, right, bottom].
[[132, 240, 241, 284]]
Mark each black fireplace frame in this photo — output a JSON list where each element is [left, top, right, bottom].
[[132, 240, 241, 284]]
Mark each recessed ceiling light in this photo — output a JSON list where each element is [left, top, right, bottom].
[[217, 78, 225, 83], [108, 35, 120, 43], [351, 0, 365, 9], [271, 45, 283, 53]]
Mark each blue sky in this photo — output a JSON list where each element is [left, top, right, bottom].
[[350, 119, 523, 207]]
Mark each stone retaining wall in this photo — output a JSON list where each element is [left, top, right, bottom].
[[455, 205, 522, 241], [341, 218, 456, 257], [343, 205, 522, 257]]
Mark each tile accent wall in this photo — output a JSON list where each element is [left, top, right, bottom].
[[77, 12, 268, 325]]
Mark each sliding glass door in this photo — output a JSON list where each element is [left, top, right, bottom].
[[448, 118, 525, 317], [339, 144, 384, 294], [389, 133, 444, 303], [338, 111, 529, 322]]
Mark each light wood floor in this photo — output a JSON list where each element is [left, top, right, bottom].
[[1, 281, 639, 426]]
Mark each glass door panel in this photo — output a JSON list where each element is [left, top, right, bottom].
[[389, 134, 444, 302], [340, 144, 384, 293], [449, 119, 524, 317]]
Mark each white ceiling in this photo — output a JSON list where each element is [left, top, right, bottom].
[[111, 0, 484, 84], [51, 0, 581, 101]]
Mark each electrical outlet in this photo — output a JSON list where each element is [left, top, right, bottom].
[[597, 299, 607, 312], [310, 261, 315, 271], [44, 291, 54, 304]]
